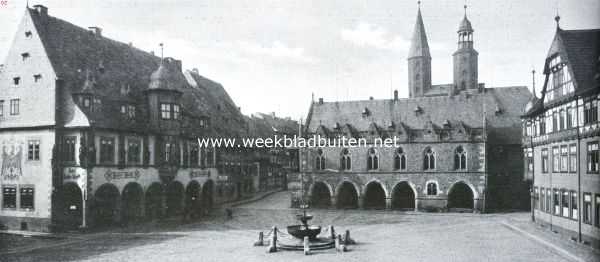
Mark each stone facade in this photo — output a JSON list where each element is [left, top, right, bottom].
[[289, 5, 531, 213]]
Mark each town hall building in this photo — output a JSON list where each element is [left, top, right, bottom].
[[291, 4, 532, 213]]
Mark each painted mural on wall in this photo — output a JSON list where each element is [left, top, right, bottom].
[[1, 141, 23, 180]]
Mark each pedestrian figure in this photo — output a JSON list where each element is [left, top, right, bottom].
[[225, 208, 233, 219]]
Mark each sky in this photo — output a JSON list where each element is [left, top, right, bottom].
[[0, 0, 599, 120]]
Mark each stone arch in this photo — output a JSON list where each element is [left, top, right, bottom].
[[309, 181, 333, 208], [145, 182, 164, 220], [57, 182, 83, 228], [202, 179, 215, 210], [121, 182, 144, 224], [185, 180, 202, 218], [335, 181, 359, 209], [166, 181, 184, 217], [362, 180, 387, 209], [447, 181, 476, 211], [391, 181, 417, 210], [93, 183, 120, 226]]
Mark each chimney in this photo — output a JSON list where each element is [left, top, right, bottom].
[[369, 96, 374, 100], [128, 42, 133, 47], [192, 68, 199, 74], [33, 5, 48, 17], [173, 59, 182, 72], [393, 90, 398, 101], [318, 98, 323, 104], [88, 27, 102, 38]]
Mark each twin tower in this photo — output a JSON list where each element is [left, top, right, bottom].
[[408, 4, 478, 98]]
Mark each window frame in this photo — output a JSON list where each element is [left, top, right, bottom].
[[19, 186, 34, 210], [2, 185, 17, 209], [63, 136, 76, 162], [99, 137, 115, 164], [367, 148, 379, 171], [27, 140, 40, 161], [583, 193, 591, 224], [454, 146, 467, 170], [9, 99, 19, 115], [587, 142, 599, 173], [552, 147, 560, 173], [426, 181, 438, 196], [541, 148, 549, 173], [127, 138, 141, 164], [423, 147, 436, 171]]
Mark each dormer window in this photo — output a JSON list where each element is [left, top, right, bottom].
[[13, 77, 20, 85], [33, 74, 42, 82], [21, 53, 30, 61], [83, 98, 91, 108], [25, 31, 32, 38]]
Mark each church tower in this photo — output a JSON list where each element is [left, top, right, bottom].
[[452, 5, 479, 93], [408, 2, 432, 98]]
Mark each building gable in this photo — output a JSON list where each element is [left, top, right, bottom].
[[0, 9, 58, 128]]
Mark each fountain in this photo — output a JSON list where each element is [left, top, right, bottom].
[[286, 205, 321, 240], [256, 170, 355, 254]]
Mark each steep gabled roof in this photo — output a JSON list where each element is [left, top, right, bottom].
[[306, 86, 531, 144], [557, 29, 600, 94]]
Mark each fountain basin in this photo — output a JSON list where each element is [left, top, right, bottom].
[[286, 225, 322, 240]]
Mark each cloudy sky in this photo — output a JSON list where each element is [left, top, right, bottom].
[[1, 0, 599, 119]]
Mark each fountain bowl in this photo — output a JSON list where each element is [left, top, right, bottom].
[[286, 225, 322, 240]]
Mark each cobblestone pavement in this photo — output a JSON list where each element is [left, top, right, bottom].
[[2, 191, 598, 262]]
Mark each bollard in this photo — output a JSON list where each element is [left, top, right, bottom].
[[254, 231, 264, 246], [267, 226, 278, 253], [303, 236, 310, 255], [344, 229, 356, 245], [338, 234, 347, 252], [329, 225, 336, 240]]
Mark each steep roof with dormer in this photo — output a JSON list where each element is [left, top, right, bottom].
[[306, 87, 531, 144]]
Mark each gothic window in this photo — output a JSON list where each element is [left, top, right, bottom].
[[454, 146, 467, 170], [423, 147, 435, 170], [394, 147, 406, 170], [315, 149, 325, 170], [367, 148, 379, 170], [426, 182, 437, 195], [340, 148, 351, 171]]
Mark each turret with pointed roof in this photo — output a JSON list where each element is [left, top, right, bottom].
[[408, 1, 432, 98], [453, 5, 479, 93]]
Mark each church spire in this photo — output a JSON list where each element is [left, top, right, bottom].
[[407, 1, 432, 98], [408, 1, 431, 59]]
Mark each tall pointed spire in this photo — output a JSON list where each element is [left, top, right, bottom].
[[408, 1, 431, 59], [407, 1, 432, 98]]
